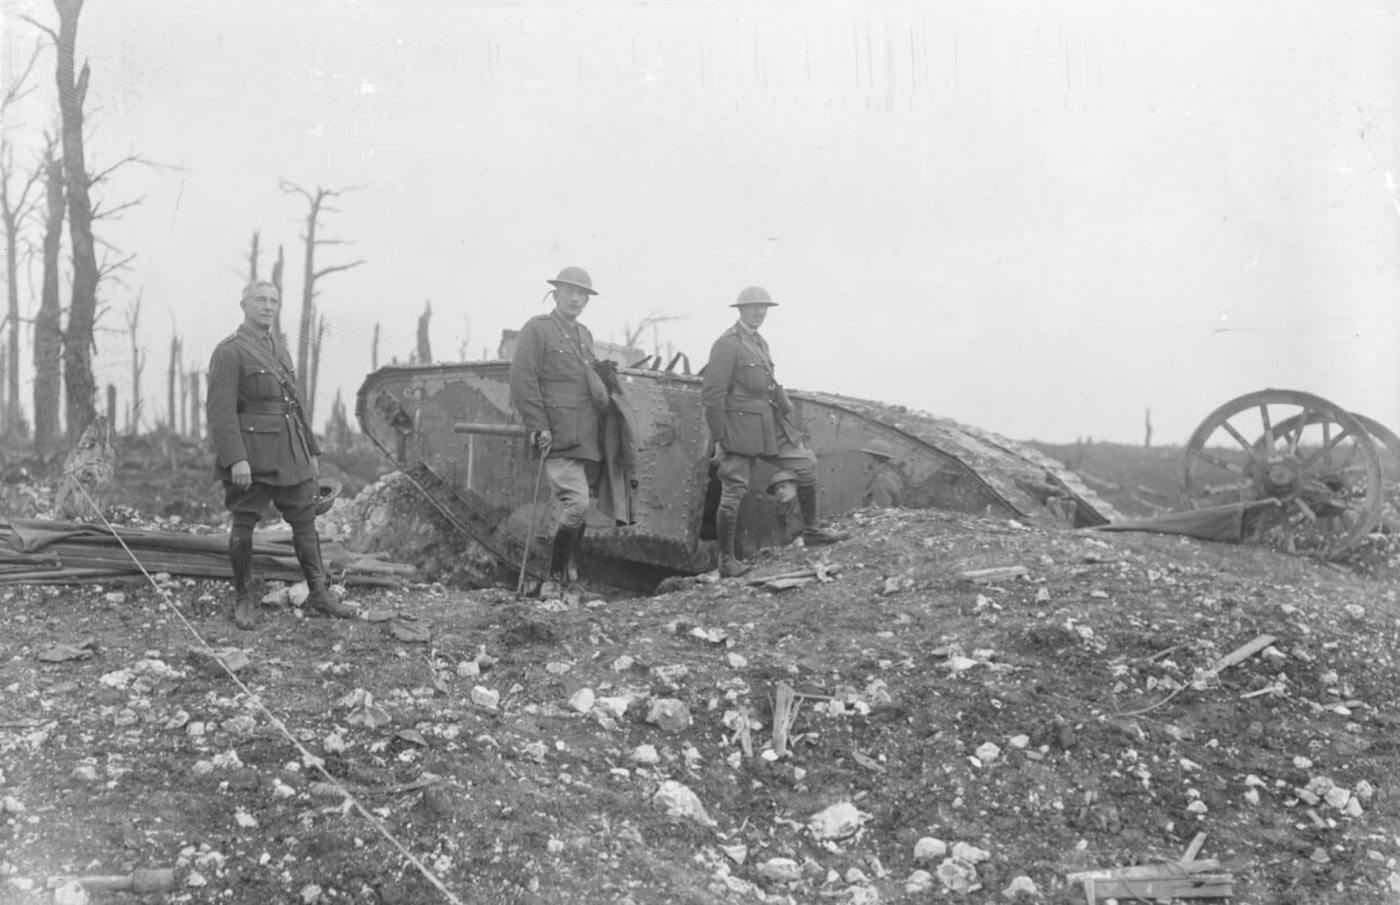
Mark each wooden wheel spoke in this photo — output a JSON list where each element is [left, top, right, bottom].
[[1191, 450, 1245, 476], [1287, 409, 1311, 456], [1258, 405, 1274, 450], [1219, 421, 1255, 456], [1300, 426, 1353, 471]]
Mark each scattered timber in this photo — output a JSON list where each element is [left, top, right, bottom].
[[0, 518, 412, 586]]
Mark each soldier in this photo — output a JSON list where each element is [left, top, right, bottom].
[[861, 438, 906, 509], [766, 470, 803, 546], [206, 280, 356, 629], [509, 266, 608, 599], [701, 286, 846, 577]]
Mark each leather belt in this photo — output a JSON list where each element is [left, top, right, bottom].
[[238, 400, 292, 415]]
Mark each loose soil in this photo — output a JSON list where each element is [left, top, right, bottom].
[[3, 440, 1400, 904]]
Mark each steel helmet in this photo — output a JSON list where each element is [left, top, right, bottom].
[[730, 286, 777, 308], [860, 438, 896, 460], [314, 478, 342, 516], [766, 470, 799, 493], [547, 266, 598, 296]]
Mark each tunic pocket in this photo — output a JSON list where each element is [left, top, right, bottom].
[[544, 400, 580, 449], [239, 412, 286, 471]]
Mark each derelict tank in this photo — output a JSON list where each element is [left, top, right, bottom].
[[355, 358, 1118, 583]]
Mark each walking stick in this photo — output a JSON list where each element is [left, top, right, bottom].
[[517, 445, 548, 596]]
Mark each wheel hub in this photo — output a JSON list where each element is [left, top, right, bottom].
[[1261, 460, 1299, 497]]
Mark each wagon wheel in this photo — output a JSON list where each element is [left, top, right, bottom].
[[1268, 410, 1400, 533], [1181, 389, 1383, 559]]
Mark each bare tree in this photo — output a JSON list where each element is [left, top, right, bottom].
[[123, 292, 144, 434], [33, 137, 64, 457], [279, 180, 364, 423], [415, 301, 432, 364], [187, 368, 201, 440], [623, 311, 686, 358], [167, 332, 180, 433], [0, 42, 44, 437], [247, 230, 260, 280], [309, 313, 327, 420], [28, 0, 101, 441]]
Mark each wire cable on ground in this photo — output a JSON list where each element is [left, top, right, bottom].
[[72, 481, 467, 905]]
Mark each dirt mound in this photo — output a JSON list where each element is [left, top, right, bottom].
[[3, 502, 1399, 903]]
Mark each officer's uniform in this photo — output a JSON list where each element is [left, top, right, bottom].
[[207, 322, 320, 532], [508, 310, 603, 529], [701, 321, 817, 514], [702, 288, 842, 575], [507, 266, 606, 597], [206, 317, 351, 627]]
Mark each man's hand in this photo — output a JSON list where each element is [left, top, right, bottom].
[[231, 460, 252, 490], [710, 440, 727, 464], [534, 430, 553, 452]]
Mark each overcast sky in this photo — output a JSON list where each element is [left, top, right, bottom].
[[3, 0, 1398, 445]]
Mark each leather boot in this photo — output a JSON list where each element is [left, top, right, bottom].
[[716, 509, 752, 578], [797, 483, 849, 546], [539, 528, 572, 599], [293, 532, 357, 619], [565, 524, 586, 585], [229, 532, 255, 630]]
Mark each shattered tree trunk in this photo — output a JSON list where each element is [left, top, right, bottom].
[[416, 301, 432, 363], [125, 295, 143, 434], [166, 336, 179, 433], [1, 160, 24, 436], [187, 370, 201, 441], [33, 148, 64, 457], [54, 0, 100, 443]]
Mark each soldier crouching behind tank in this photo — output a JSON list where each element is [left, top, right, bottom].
[[206, 280, 356, 629], [701, 286, 848, 578]]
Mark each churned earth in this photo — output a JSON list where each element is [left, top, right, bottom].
[[3, 442, 1400, 904], [3, 516, 1400, 904]]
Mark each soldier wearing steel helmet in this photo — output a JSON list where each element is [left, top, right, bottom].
[[701, 286, 847, 577], [509, 266, 606, 598], [861, 438, 905, 509], [206, 280, 357, 629]]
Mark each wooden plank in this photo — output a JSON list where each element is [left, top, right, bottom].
[[1209, 634, 1276, 673], [1090, 877, 1232, 899]]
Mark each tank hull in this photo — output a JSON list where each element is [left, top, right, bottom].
[[356, 363, 1116, 576]]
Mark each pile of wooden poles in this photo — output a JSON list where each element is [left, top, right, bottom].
[[0, 518, 412, 586]]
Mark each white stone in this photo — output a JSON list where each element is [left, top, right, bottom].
[[808, 801, 867, 840], [952, 841, 991, 864], [1324, 786, 1352, 810], [974, 742, 1001, 764], [937, 858, 979, 893], [646, 698, 692, 732], [757, 858, 801, 883], [652, 780, 716, 827], [72, 765, 99, 783], [470, 686, 500, 710], [596, 695, 631, 719], [913, 837, 947, 862], [1002, 875, 1039, 898], [905, 870, 934, 893], [53, 880, 89, 905], [630, 744, 660, 765], [568, 688, 595, 714]]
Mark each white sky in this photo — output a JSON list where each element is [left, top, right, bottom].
[[3, 0, 1398, 444]]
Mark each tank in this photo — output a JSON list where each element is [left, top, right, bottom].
[[355, 360, 1117, 580]]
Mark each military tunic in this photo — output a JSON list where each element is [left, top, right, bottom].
[[509, 312, 603, 462], [864, 464, 905, 509], [701, 323, 794, 456], [206, 323, 319, 486]]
